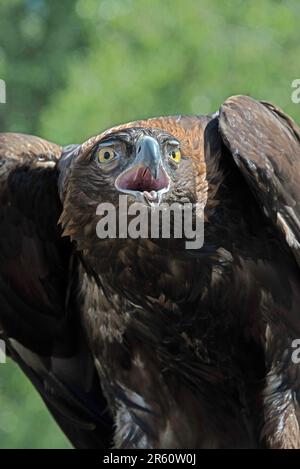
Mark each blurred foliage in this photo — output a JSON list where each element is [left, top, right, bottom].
[[0, 359, 71, 448], [40, 0, 300, 143], [0, 0, 88, 134], [0, 0, 300, 449]]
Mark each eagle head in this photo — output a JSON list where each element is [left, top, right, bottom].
[[58, 124, 199, 258]]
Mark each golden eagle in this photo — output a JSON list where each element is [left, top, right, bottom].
[[1, 95, 300, 448]]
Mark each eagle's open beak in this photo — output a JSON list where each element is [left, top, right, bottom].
[[115, 135, 170, 204]]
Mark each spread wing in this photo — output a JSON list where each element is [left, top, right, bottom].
[[217, 97, 300, 448], [219, 95, 300, 268], [0, 133, 113, 448]]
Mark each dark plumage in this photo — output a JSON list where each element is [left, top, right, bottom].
[[1, 95, 300, 448]]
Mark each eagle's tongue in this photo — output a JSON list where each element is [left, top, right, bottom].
[[143, 190, 158, 202], [117, 165, 168, 192]]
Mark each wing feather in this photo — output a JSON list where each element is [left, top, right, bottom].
[[0, 133, 113, 448], [219, 95, 300, 267]]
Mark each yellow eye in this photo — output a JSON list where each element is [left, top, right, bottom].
[[98, 147, 115, 163], [169, 148, 181, 164]]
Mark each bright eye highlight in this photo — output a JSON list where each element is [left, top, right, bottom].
[[169, 148, 181, 164], [97, 147, 115, 163]]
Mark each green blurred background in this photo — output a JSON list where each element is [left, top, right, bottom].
[[0, 0, 300, 449]]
